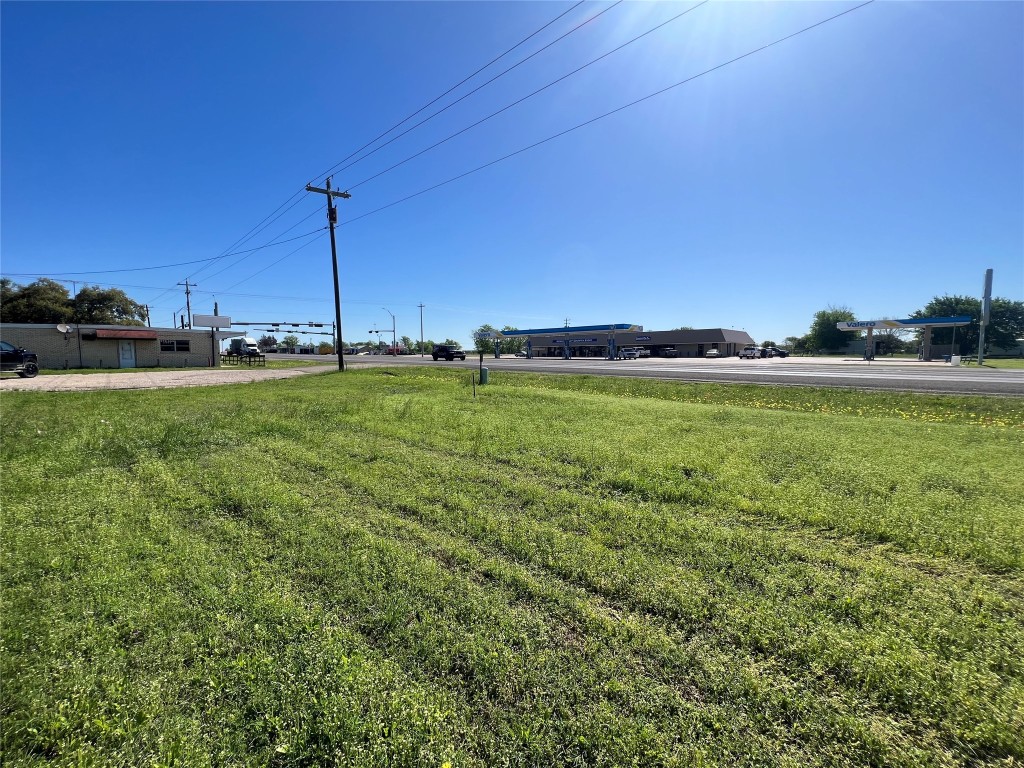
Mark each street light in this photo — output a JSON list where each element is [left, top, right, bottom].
[[381, 307, 396, 355]]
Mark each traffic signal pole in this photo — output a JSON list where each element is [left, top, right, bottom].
[[306, 178, 351, 372]]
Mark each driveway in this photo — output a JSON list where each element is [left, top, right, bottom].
[[0, 365, 333, 392]]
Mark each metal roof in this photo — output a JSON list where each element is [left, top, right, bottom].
[[500, 324, 639, 337]]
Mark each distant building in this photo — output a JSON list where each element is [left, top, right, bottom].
[[504, 325, 756, 358], [0, 323, 225, 369]]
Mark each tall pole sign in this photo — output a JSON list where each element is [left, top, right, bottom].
[[978, 268, 993, 366]]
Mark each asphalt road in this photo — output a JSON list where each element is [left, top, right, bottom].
[[340, 354, 1024, 396], [3, 355, 1021, 396]]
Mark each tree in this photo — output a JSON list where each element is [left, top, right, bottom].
[[400, 335, 414, 353], [443, 338, 461, 349], [500, 326, 524, 355], [784, 335, 812, 355], [760, 340, 777, 348], [281, 334, 300, 349], [71, 285, 146, 325], [807, 305, 856, 352], [317, 341, 335, 355], [0, 278, 148, 326], [911, 295, 1024, 355], [472, 324, 498, 354], [0, 278, 73, 324], [257, 335, 278, 351], [873, 328, 911, 356]]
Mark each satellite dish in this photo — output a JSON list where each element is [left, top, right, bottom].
[[56, 324, 70, 334]]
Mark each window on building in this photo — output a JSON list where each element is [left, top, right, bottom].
[[160, 339, 190, 352]]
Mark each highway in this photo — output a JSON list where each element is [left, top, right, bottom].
[[340, 354, 1024, 396]]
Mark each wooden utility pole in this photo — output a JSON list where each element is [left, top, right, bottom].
[[305, 178, 351, 372], [177, 279, 195, 328], [418, 303, 425, 357]]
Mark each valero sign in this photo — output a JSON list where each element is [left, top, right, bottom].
[[837, 316, 971, 331]]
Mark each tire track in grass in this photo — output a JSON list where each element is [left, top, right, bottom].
[[3, 461, 479, 767], [182, 458, 789, 766], [387, 387, 1024, 572], [163, 391, 1019, 765], [290, 428, 1024, 765], [230, 436, 999, 765]]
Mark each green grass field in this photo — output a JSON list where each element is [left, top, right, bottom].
[[2, 368, 1022, 766]]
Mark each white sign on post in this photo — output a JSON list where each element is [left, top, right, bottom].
[[192, 315, 232, 328]]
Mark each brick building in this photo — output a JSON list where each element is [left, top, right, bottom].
[[0, 323, 224, 370]]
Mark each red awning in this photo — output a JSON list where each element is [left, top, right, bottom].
[[94, 329, 159, 340]]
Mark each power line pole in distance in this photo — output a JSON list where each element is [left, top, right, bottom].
[[418, 303, 425, 357], [305, 178, 351, 372], [177, 279, 195, 328]]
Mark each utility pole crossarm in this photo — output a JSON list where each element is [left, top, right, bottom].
[[306, 184, 352, 199], [305, 177, 351, 372]]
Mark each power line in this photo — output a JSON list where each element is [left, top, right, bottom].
[[184, 194, 320, 283], [323, 1, 623, 184], [170, 4, 610, 299], [2, 256, 221, 277], [184, 224, 327, 284], [347, 1, 708, 193], [143, 202, 323, 308], [342, 1, 876, 228], [169, 3, 589, 299], [219, 232, 329, 293], [309, 0, 590, 185], [0, 227, 327, 280]]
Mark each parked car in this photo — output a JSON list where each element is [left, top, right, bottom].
[[432, 344, 466, 361], [637, 348, 651, 357], [618, 347, 640, 360], [660, 348, 679, 358], [514, 351, 528, 357], [0, 341, 39, 378], [765, 346, 789, 358], [738, 345, 760, 359], [705, 348, 722, 358]]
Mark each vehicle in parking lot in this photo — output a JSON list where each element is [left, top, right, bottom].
[[739, 345, 760, 359], [0, 341, 39, 378], [705, 348, 722, 358], [765, 346, 789, 358], [514, 350, 528, 357], [660, 348, 679, 357], [618, 347, 640, 360], [637, 348, 651, 357], [432, 344, 466, 361]]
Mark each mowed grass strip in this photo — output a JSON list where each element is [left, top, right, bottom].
[[2, 368, 1022, 766]]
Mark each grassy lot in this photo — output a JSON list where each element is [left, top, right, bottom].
[[2, 369, 1022, 766], [981, 358, 1024, 369]]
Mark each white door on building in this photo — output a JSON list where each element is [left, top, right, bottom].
[[118, 340, 136, 368]]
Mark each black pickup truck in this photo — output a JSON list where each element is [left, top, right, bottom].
[[432, 344, 466, 361], [0, 341, 39, 378]]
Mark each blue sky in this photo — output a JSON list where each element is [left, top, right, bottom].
[[2, 1, 1021, 347]]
